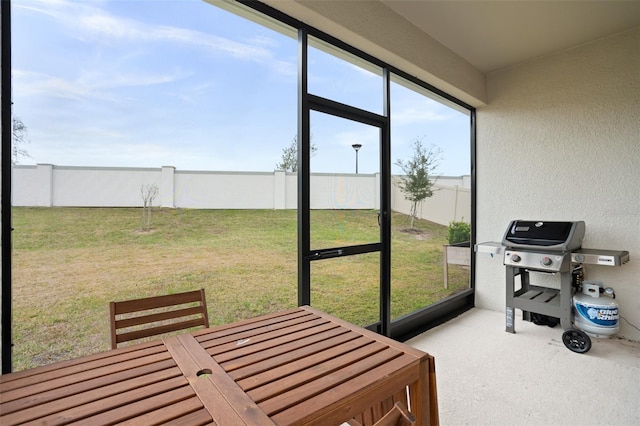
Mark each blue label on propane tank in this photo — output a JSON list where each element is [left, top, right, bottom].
[[575, 304, 618, 327]]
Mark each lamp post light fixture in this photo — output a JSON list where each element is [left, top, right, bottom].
[[351, 143, 362, 174]]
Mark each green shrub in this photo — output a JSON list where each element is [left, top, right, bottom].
[[448, 220, 470, 244]]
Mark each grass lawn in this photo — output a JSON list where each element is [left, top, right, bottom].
[[11, 207, 468, 371]]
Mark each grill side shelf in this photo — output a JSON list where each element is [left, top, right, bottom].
[[571, 249, 630, 266]]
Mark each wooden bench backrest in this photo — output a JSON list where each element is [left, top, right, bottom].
[[110, 289, 209, 349]]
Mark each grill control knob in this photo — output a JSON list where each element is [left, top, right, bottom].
[[541, 256, 553, 266], [511, 254, 521, 263]]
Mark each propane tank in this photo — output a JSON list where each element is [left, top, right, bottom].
[[573, 281, 619, 338]]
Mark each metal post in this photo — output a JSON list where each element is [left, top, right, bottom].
[[2, 0, 14, 374], [351, 143, 362, 174]]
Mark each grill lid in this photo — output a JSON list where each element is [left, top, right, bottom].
[[502, 220, 585, 252]]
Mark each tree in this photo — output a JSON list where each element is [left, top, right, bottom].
[[275, 135, 317, 172], [140, 183, 159, 231], [12, 116, 31, 165], [395, 138, 442, 229]]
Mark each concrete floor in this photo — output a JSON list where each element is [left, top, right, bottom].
[[407, 308, 640, 426]]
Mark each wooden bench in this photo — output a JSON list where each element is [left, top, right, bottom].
[[110, 288, 209, 349]]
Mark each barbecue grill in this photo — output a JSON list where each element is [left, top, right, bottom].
[[479, 220, 630, 353]]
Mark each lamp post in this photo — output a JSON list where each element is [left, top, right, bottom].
[[351, 143, 362, 174]]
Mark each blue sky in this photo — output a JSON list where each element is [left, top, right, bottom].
[[12, 0, 470, 176]]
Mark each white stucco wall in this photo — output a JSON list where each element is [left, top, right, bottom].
[[13, 166, 469, 226], [475, 28, 640, 340], [392, 176, 471, 226], [54, 167, 161, 207], [174, 170, 277, 209]]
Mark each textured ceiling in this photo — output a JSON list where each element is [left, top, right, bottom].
[[381, 1, 640, 73]]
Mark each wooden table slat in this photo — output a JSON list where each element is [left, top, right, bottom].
[[1, 351, 174, 404], [270, 354, 419, 426], [301, 306, 429, 360], [0, 340, 165, 385], [194, 309, 313, 344], [238, 335, 378, 393], [18, 377, 190, 426], [212, 321, 340, 365], [115, 395, 209, 426], [0, 342, 169, 392], [199, 315, 328, 354], [63, 384, 195, 426], [254, 346, 404, 413], [160, 408, 216, 426], [1, 362, 181, 423], [229, 329, 361, 382]]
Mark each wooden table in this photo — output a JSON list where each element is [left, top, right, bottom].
[[1, 306, 438, 425]]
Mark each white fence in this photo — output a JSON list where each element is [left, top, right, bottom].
[[12, 164, 470, 225]]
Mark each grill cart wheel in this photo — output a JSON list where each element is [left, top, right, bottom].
[[562, 328, 592, 353]]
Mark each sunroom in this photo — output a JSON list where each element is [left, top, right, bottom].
[[2, 1, 639, 424]]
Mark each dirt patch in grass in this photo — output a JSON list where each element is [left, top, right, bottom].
[[398, 228, 433, 240], [132, 228, 157, 235]]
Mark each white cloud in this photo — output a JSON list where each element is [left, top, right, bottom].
[[18, 0, 274, 62], [392, 107, 451, 125], [13, 69, 186, 101], [78, 13, 271, 61], [14, 70, 93, 101], [269, 59, 297, 78]]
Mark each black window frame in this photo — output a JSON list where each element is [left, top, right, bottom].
[[237, 0, 476, 341]]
